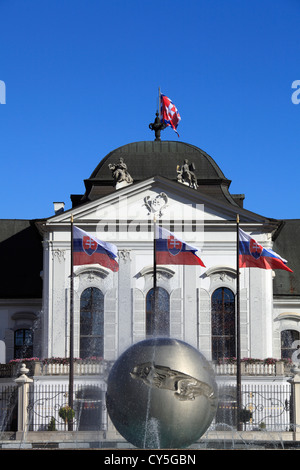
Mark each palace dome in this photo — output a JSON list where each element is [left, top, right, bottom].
[[90, 141, 227, 181], [71, 141, 244, 208]]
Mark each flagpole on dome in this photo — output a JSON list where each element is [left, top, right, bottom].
[[236, 214, 242, 431], [158, 87, 161, 120], [68, 214, 74, 430]]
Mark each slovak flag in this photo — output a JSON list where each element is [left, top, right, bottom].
[[239, 228, 292, 272], [160, 93, 181, 136], [155, 226, 205, 267], [73, 226, 119, 272]]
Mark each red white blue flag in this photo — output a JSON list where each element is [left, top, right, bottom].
[[239, 228, 292, 272], [73, 226, 119, 272], [160, 93, 181, 136], [155, 226, 205, 267]]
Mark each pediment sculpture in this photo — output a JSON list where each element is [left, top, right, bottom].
[[108, 157, 133, 189], [177, 159, 198, 189], [143, 192, 168, 218]]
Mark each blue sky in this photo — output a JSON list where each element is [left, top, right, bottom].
[[0, 0, 299, 221]]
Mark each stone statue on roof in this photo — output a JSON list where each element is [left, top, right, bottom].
[[108, 157, 133, 189], [177, 159, 198, 189]]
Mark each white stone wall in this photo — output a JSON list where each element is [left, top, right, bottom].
[[40, 182, 283, 364]]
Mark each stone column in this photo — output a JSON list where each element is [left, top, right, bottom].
[[118, 250, 132, 355], [14, 364, 33, 435]]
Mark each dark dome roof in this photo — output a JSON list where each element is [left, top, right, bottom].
[[71, 140, 243, 208], [90, 141, 227, 182]]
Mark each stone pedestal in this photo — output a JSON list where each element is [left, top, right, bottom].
[[14, 364, 33, 434]]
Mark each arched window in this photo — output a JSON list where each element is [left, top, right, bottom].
[[14, 328, 33, 359], [211, 287, 235, 361], [80, 287, 104, 359], [146, 287, 170, 337], [281, 329, 300, 360]]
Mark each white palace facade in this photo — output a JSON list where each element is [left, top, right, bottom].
[[0, 138, 299, 437]]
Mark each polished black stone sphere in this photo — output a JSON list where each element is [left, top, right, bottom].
[[106, 338, 218, 449]]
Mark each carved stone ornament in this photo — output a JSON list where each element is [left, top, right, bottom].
[[130, 362, 216, 402], [211, 271, 234, 285], [108, 157, 133, 189], [143, 192, 168, 217], [119, 249, 131, 261], [52, 248, 66, 262], [87, 272, 95, 282], [149, 112, 167, 141], [177, 159, 198, 189]]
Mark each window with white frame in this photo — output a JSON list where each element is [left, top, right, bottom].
[[14, 328, 33, 359], [211, 287, 236, 361], [146, 287, 170, 337], [80, 287, 104, 358], [281, 329, 300, 360]]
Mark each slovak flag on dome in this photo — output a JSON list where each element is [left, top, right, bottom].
[[155, 226, 205, 267], [73, 226, 119, 272], [239, 228, 292, 272], [160, 93, 181, 136]]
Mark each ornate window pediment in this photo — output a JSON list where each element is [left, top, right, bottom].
[[275, 312, 300, 322], [11, 312, 37, 322], [203, 265, 236, 293], [204, 265, 237, 278], [74, 266, 111, 279], [138, 265, 175, 279]]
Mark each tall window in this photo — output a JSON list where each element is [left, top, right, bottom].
[[14, 328, 33, 359], [281, 329, 300, 360], [146, 287, 170, 337], [211, 287, 235, 361], [80, 287, 104, 359]]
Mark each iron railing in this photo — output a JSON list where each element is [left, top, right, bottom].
[[0, 381, 293, 433], [0, 385, 18, 433], [27, 383, 107, 432], [212, 382, 292, 431]]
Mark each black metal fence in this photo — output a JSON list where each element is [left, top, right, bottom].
[[27, 383, 107, 432], [0, 385, 18, 433], [0, 381, 293, 433], [213, 382, 292, 431]]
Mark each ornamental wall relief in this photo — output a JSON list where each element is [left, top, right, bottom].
[[143, 193, 168, 218], [203, 266, 237, 294], [52, 248, 66, 263]]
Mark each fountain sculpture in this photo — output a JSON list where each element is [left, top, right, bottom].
[[106, 338, 218, 448]]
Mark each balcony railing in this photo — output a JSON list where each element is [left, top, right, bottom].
[[41, 361, 109, 376], [213, 360, 292, 376], [0, 359, 113, 378], [0, 359, 293, 378]]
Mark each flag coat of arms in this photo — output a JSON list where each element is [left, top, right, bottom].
[[73, 226, 119, 272], [239, 228, 292, 272], [160, 93, 181, 136], [155, 226, 205, 267]]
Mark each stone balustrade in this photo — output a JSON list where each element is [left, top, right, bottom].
[[0, 359, 292, 378], [0, 360, 113, 377], [213, 361, 290, 376], [41, 361, 108, 375]]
